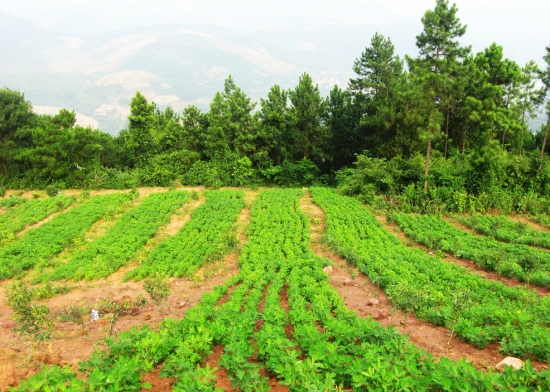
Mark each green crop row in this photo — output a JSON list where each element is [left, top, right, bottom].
[[12, 189, 550, 391], [392, 212, 550, 288], [0, 195, 73, 246], [311, 187, 550, 362], [126, 190, 245, 280], [0, 194, 132, 280], [0, 196, 27, 208], [38, 191, 190, 282], [532, 214, 550, 230], [460, 215, 550, 250]]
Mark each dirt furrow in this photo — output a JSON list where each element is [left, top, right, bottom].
[[299, 191, 534, 371]]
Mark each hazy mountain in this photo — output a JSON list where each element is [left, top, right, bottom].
[[0, 13, 420, 135], [0, 3, 547, 135]]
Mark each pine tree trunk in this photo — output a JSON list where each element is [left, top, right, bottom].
[[520, 102, 526, 157], [424, 135, 432, 191], [539, 116, 550, 173], [1, 161, 7, 178], [444, 106, 450, 158]]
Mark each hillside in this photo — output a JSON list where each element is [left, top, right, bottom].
[[0, 12, 417, 135]]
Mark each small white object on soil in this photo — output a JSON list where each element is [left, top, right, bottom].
[[90, 309, 100, 322]]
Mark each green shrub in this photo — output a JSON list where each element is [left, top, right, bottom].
[[45, 184, 59, 197], [4, 281, 53, 349], [144, 276, 171, 309]]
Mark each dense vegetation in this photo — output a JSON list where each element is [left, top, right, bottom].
[[1, 0, 549, 213], [0, 193, 131, 280], [14, 189, 550, 391], [311, 187, 550, 362], [126, 189, 245, 280], [460, 214, 550, 249], [390, 212, 550, 287], [0, 195, 72, 246]]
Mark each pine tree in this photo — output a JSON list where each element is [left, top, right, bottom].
[[349, 33, 404, 158], [324, 85, 357, 169], [0, 88, 36, 179], [127, 92, 155, 166], [539, 45, 550, 172], [517, 60, 543, 156], [258, 85, 294, 165], [205, 76, 257, 159], [408, 0, 469, 190], [289, 73, 326, 161]]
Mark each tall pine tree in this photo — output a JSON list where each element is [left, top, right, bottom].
[[408, 0, 468, 190]]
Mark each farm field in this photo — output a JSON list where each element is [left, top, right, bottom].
[[0, 187, 549, 391]]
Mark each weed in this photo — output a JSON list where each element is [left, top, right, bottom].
[[96, 295, 148, 337], [144, 276, 171, 317], [54, 303, 90, 324], [32, 282, 74, 300]]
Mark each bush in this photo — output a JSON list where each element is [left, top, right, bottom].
[[5, 281, 53, 348], [261, 158, 320, 187], [45, 184, 60, 197]]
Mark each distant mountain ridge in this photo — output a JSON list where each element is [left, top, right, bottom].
[[1, 10, 546, 134]]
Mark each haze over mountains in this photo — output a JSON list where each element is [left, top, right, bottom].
[[1, 0, 548, 134]]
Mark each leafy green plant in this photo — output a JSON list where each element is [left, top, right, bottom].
[[144, 276, 171, 316], [45, 184, 59, 197], [394, 213, 550, 288], [11, 188, 550, 391], [0, 195, 73, 242], [311, 187, 550, 361], [462, 214, 550, 249], [4, 281, 53, 351], [31, 282, 73, 300]]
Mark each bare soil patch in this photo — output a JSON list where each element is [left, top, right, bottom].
[[300, 191, 548, 372], [279, 284, 293, 341], [204, 345, 234, 391], [141, 365, 174, 392]]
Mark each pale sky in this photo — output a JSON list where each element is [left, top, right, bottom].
[[1, 0, 548, 31], [1, 0, 548, 64], [0, 0, 548, 66]]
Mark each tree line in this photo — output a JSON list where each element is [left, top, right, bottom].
[[1, 0, 550, 213]]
